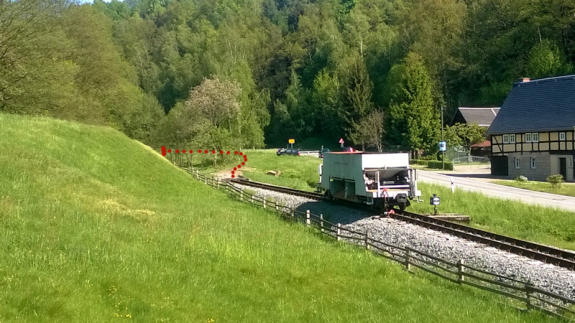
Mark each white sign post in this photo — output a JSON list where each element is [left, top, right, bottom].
[[439, 141, 447, 169]]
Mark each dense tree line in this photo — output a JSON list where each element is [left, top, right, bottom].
[[1, 0, 574, 154]]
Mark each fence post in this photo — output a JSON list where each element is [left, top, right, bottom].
[[291, 208, 295, 220], [216, 178, 220, 189], [458, 260, 465, 283], [240, 188, 244, 201], [337, 223, 341, 241], [263, 198, 266, 208], [365, 230, 369, 250], [306, 210, 311, 226], [275, 202, 278, 212], [320, 214, 324, 233], [405, 248, 411, 271], [525, 282, 533, 310]]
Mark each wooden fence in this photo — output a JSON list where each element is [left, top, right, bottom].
[[187, 168, 575, 320]]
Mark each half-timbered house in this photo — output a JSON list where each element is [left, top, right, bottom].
[[487, 75, 575, 181]]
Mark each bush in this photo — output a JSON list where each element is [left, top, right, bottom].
[[419, 155, 437, 161], [514, 175, 528, 182], [411, 159, 454, 170], [547, 174, 564, 188], [427, 160, 454, 170]]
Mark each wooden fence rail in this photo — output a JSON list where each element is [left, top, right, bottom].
[[184, 168, 575, 320]]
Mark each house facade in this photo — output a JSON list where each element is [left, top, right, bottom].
[[487, 75, 575, 181]]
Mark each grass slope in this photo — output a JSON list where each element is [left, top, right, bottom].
[[0, 114, 552, 321]]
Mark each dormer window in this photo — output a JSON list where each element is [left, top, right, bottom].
[[503, 134, 516, 144], [525, 133, 539, 143]]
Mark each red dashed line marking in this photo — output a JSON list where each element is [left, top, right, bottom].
[[161, 146, 247, 178]]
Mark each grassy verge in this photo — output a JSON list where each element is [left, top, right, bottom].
[[0, 113, 551, 321], [237, 150, 575, 251], [494, 180, 575, 198], [239, 150, 322, 191], [411, 183, 575, 250]]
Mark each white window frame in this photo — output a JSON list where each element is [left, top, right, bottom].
[[525, 132, 539, 143], [503, 134, 516, 144], [530, 157, 536, 169], [560, 132, 566, 141], [514, 157, 520, 169]]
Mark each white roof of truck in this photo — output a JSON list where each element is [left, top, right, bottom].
[[326, 152, 409, 169]]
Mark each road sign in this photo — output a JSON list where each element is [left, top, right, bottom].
[[439, 141, 447, 152], [430, 194, 440, 206], [288, 139, 295, 144]]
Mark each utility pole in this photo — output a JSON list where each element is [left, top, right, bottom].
[[441, 106, 445, 170]]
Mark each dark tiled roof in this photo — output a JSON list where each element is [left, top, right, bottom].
[[456, 107, 500, 127], [487, 75, 575, 135], [471, 140, 491, 148]]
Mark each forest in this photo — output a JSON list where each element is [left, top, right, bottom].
[[1, 0, 574, 154]]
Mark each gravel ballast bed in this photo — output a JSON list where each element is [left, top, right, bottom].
[[232, 183, 575, 300]]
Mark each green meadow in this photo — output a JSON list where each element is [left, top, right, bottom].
[[0, 114, 554, 321]]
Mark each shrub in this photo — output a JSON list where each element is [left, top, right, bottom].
[[411, 159, 454, 170], [514, 175, 528, 182], [547, 174, 564, 188], [427, 160, 454, 170]]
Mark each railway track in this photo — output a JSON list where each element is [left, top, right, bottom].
[[230, 178, 324, 200], [230, 177, 575, 271]]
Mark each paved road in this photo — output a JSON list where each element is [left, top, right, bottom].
[[418, 170, 575, 213]]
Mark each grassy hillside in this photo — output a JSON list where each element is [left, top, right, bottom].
[[0, 114, 552, 321]]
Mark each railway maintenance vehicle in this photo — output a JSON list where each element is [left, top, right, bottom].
[[319, 152, 420, 210]]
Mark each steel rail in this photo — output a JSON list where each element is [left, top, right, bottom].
[[230, 178, 324, 200], [390, 211, 575, 270]]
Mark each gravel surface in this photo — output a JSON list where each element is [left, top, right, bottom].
[[232, 182, 575, 301]]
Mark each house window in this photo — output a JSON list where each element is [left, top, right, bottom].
[[525, 133, 539, 143], [530, 157, 536, 169], [560, 132, 566, 141], [503, 134, 516, 144], [514, 157, 520, 169]]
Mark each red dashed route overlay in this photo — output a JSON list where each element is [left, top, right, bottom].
[[161, 146, 247, 178]]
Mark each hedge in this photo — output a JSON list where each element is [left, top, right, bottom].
[[411, 159, 454, 170]]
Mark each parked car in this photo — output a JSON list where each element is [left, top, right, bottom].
[[277, 148, 300, 156]]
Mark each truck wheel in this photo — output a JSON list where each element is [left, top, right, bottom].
[[398, 202, 407, 211]]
